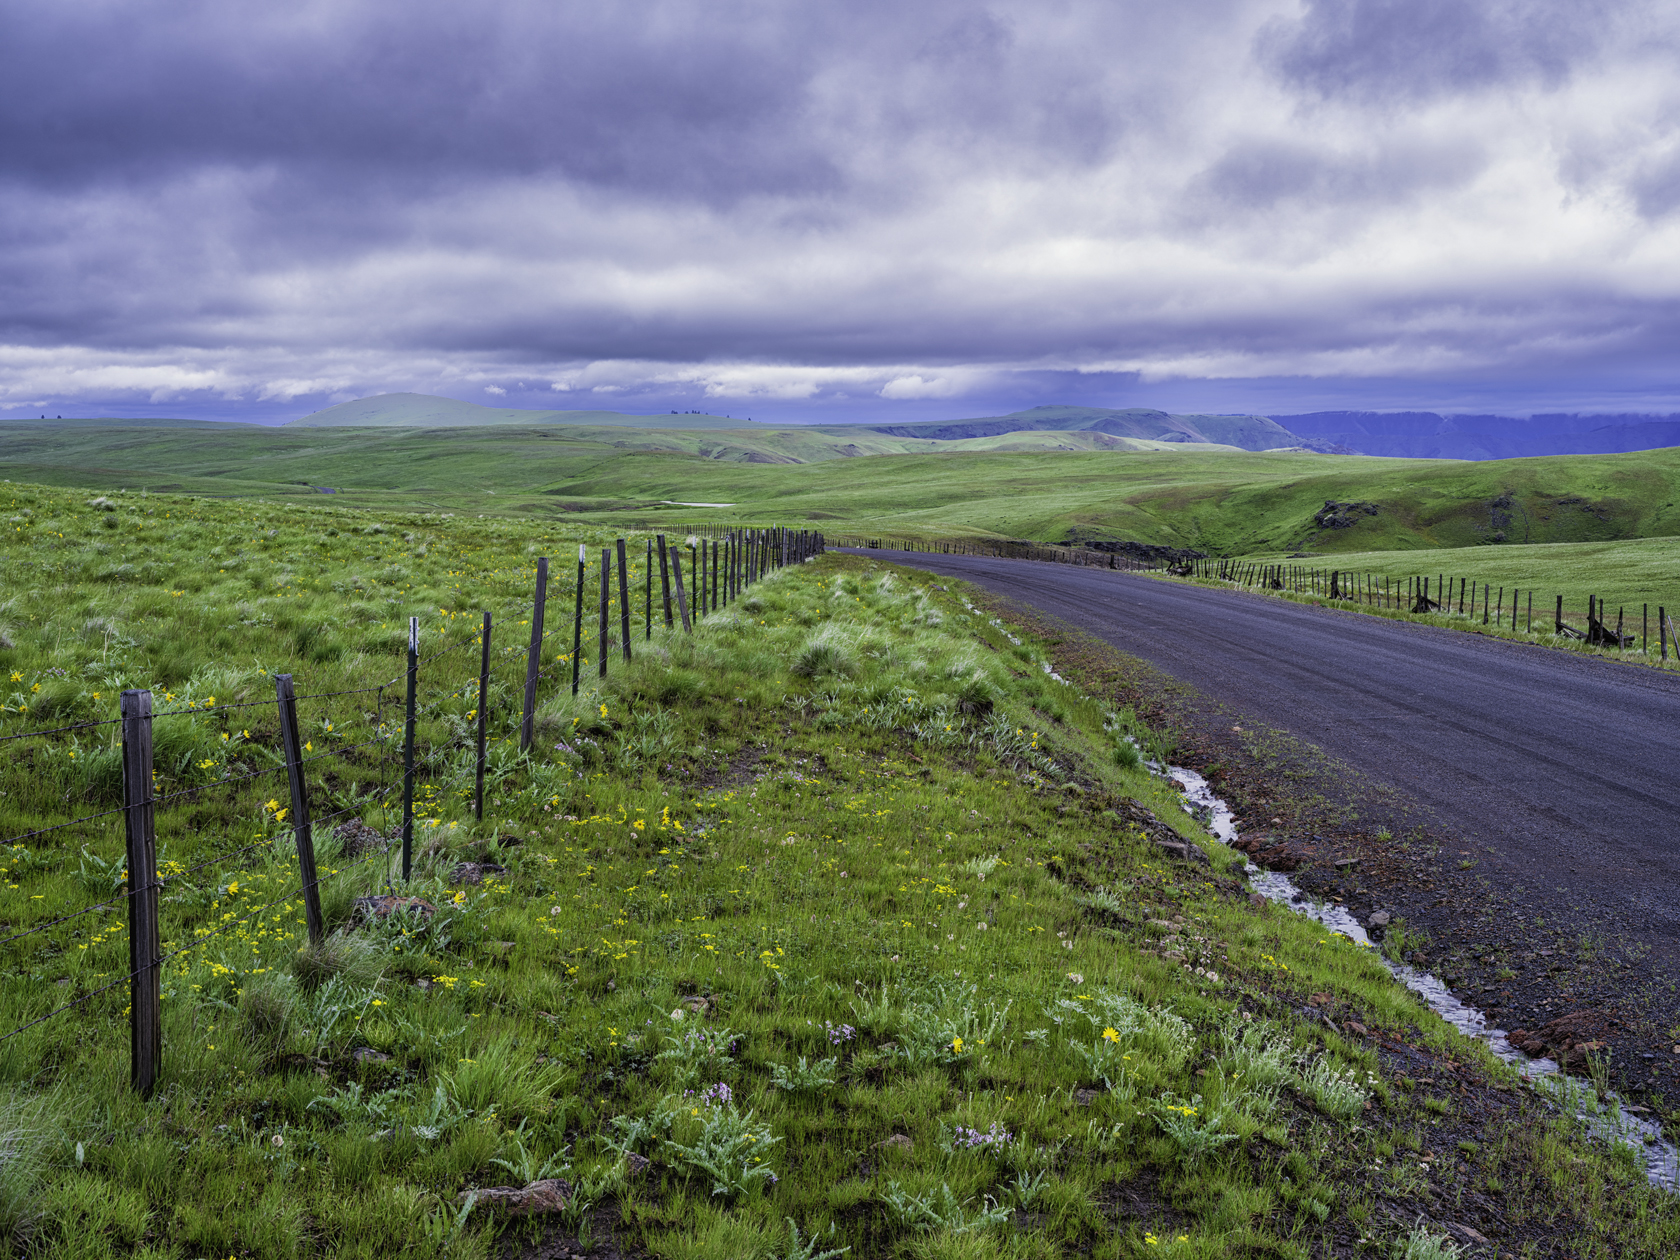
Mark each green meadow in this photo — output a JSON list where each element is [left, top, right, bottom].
[[5, 421, 1680, 565], [0, 482, 1676, 1258]]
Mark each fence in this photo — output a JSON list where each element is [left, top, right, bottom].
[[834, 533, 1677, 664], [0, 526, 823, 1093], [1187, 558, 1679, 661]]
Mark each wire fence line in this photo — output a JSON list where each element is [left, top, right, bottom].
[[0, 525, 826, 1093], [1186, 558, 1680, 665]]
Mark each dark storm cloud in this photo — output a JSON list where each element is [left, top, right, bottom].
[[0, 0, 1130, 203], [1261, 0, 1611, 104], [3, 0, 1680, 418]]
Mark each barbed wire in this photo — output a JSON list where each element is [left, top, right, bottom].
[[0, 970, 134, 1046], [0, 891, 128, 951], [0, 715, 125, 745], [0, 804, 129, 849]]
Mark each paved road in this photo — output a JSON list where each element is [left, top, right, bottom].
[[849, 550, 1680, 943]]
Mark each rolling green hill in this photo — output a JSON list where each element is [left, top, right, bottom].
[[4, 420, 1679, 563]]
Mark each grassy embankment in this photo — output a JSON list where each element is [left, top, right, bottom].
[[1, 481, 1677, 1258]]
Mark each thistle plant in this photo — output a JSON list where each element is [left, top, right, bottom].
[[880, 1180, 1011, 1234], [1298, 1055, 1371, 1122], [1153, 1093, 1238, 1167], [769, 1055, 839, 1095], [659, 1098, 781, 1200]]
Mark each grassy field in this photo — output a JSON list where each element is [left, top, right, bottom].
[[7, 421, 1680, 562], [1216, 536, 1680, 638], [0, 480, 1676, 1258]]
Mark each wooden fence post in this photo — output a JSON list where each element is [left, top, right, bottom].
[[1556, 593, 1564, 633], [121, 688, 160, 1097], [274, 673, 324, 945], [657, 535, 673, 628], [475, 611, 491, 820], [616, 538, 632, 662], [671, 547, 692, 632], [645, 539, 653, 640], [571, 544, 585, 696], [1662, 606, 1669, 661], [402, 617, 418, 881], [520, 557, 548, 752], [599, 547, 610, 679]]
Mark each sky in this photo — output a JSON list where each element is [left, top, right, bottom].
[[4, 0, 1680, 426]]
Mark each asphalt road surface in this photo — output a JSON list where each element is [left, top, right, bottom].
[[849, 549, 1680, 946]]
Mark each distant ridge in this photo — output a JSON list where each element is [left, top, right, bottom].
[[288, 392, 762, 430], [1272, 411, 1680, 460], [285, 394, 1307, 452], [856, 405, 1300, 451]]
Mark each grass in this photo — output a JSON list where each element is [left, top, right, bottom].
[[8, 421, 1680, 565], [1165, 547, 1680, 672], [0, 480, 1676, 1256]]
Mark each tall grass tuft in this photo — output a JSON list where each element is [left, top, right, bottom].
[[0, 1090, 63, 1251]]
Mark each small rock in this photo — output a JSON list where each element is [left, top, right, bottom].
[[352, 1047, 391, 1064], [1073, 1087, 1100, 1106], [1448, 1223, 1490, 1246], [876, 1133, 914, 1152], [1344, 1021, 1368, 1035], [1334, 857, 1359, 868], [449, 862, 507, 886], [335, 819, 393, 857], [459, 1178, 572, 1217], [1248, 893, 1267, 908], [1367, 911, 1391, 930], [1162, 950, 1185, 962], [626, 1152, 651, 1177], [1309, 992, 1332, 1007], [680, 995, 710, 1014]]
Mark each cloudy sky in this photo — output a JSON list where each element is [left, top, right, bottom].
[[5, 0, 1680, 424]]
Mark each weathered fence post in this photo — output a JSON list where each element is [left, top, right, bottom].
[[274, 673, 324, 945], [474, 611, 491, 820], [1556, 593, 1564, 634], [402, 617, 418, 881], [520, 557, 548, 752], [571, 543, 585, 696], [671, 547, 692, 632], [599, 547, 610, 680], [616, 538, 632, 662], [657, 535, 673, 628], [645, 539, 653, 640], [121, 688, 160, 1097]]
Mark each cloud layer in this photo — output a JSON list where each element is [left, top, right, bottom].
[[4, 0, 1680, 422]]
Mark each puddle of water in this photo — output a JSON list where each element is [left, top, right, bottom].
[[1165, 764, 1680, 1191]]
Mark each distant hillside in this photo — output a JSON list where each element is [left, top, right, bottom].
[[289, 392, 762, 430], [858, 405, 1301, 451], [1273, 411, 1680, 460]]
